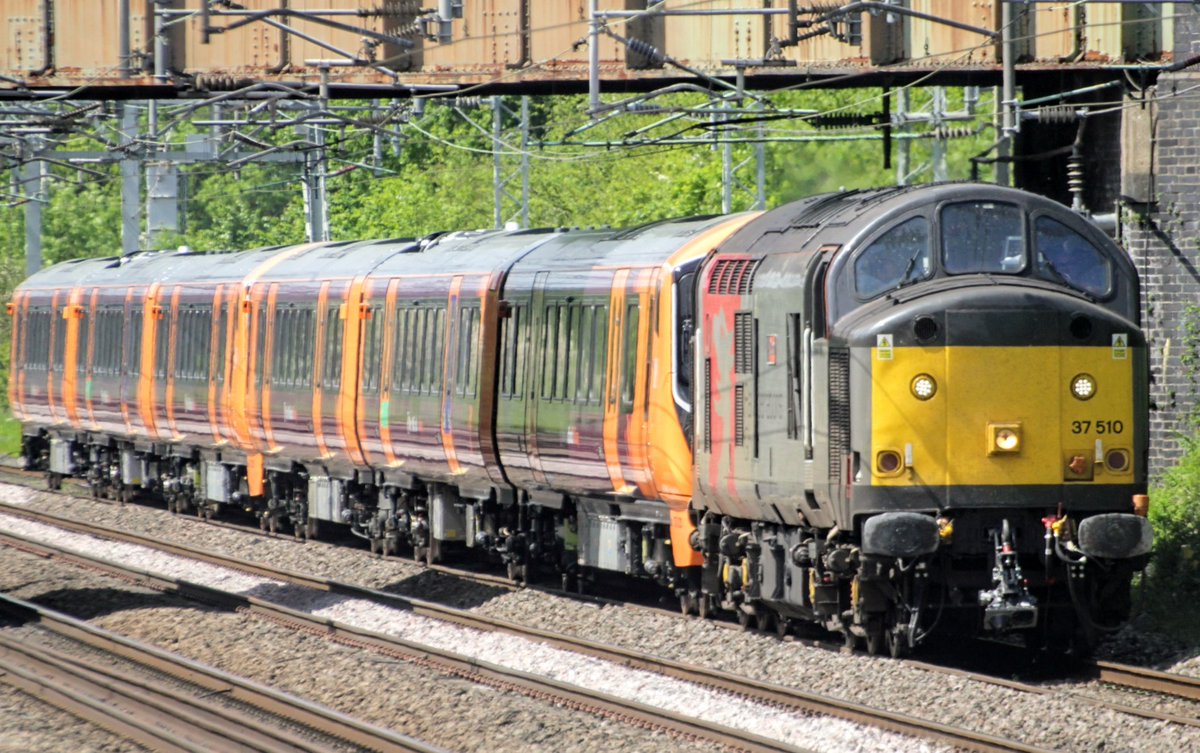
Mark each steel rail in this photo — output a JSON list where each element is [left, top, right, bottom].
[[0, 594, 444, 753], [0, 501, 1054, 753], [1090, 661, 1200, 703], [0, 638, 347, 753]]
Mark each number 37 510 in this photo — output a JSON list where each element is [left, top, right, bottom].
[[1071, 420, 1124, 435]]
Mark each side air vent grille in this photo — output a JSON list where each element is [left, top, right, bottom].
[[703, 358, 713, 453], [828, 348, 851, 486], [708, 258, 762, 295], [734, 384, 745, 447], [734, 312, 754, 374]]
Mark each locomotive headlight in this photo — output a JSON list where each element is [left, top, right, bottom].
[[1070, 373, 1097, 401], [988, 422, 1022, 455], [911, 374, 937, 401]]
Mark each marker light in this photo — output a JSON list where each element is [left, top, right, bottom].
[[876, 450, 902, 475], [1071, 374, 1096, 401], [911, 374, 937, 400], [1105, 449, 1131, 473], [988, 423, 1022, 455], [995, 429, 1020, 451]]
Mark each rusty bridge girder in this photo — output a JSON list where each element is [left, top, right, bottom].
[[0, 2, 1181, 100]]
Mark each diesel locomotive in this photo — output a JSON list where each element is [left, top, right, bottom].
[[10, 183, 1153, 655]]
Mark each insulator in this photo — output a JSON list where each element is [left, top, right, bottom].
[[1035, 105, 1078, 124], [194, 74, 254, 92], [452, 96, 483, 109], [931, 126, 976, 140], [626, 37, 667, 66], [808, 112, 880, 129], [1067, 156, 1085, 196]]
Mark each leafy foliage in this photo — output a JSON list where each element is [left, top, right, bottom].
[[1146, 433, 1200, 638]]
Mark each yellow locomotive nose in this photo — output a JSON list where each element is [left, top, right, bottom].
[[870, 340, 1134, 488]]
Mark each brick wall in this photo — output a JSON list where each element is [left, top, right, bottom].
[[1120, 5, 1200, 476]]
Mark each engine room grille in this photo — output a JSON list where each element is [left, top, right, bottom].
[[828, 348, 851, 486], [735, 384, 745, 447], [704, 358, 712, 453], [708, 258, 761, 295], [734, 312, 754, 374]]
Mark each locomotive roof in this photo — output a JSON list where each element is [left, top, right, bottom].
[[718, 182, 1105, 257]]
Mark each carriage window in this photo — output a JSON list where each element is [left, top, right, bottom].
[[590, 305, 608, 405], [556, 304, 572, 400], [574, 305, 593, 404], [455, 306, 481, 397], [52, 310, 67, 373], [24, 309, 50, 371], [362, 305, 384, 395], [215, 305, 229, 384], [499, 305, 525, 398], [941, 202, 1024, 275], [298, 309, 314, 388], [322, 306, 343, 391], [127, 309, 143, 378], [1034, 217, 1111, 297], [77, 308, 90, 376], [542, 305, 559, 400], [854, 217, 931, 298], [621, 303, 640, 410]]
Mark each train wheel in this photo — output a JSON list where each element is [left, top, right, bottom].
[[865, 621, 884, 657], [886, 627, 908, 658], [776, 617, 791, 638], [756, 610, 776, 634]]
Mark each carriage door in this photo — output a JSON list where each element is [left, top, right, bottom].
[[522, 272, 550, 485]]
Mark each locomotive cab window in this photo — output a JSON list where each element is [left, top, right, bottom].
[[941, 201, 1025, 275], [854, 217, 931, 298], [1034, 216, 1112, 297]]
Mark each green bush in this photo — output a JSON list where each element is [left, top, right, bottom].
[[1146, 434, 1200, 637]]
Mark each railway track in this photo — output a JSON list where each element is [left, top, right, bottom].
[[3, 473, 1197, 749], [0, 499, 1059, 753], [0, 592, 443, 753]]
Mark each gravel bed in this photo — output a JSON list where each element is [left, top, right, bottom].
[[0, 510, 945, 753], [0, 546, 709, 753], [3, 480, 1199, 752]]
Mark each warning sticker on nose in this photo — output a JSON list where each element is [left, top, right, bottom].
[[1112, 334, 1128, 360], [877, 334, 894, 361]]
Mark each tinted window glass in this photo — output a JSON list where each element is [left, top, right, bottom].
[[1035, 216, 1111, 296], [854, 217, 931, 298], [942, 202, 1024, 274]]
